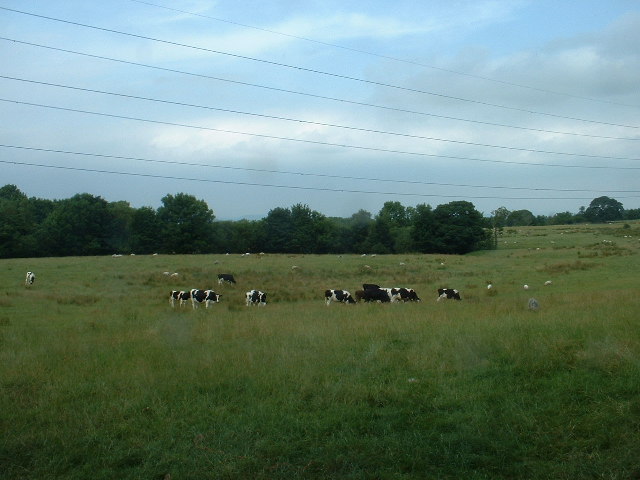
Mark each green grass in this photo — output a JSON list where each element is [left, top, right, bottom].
[[1, 223, 640, 479]]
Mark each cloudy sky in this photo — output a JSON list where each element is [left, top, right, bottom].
[[1, 0, 639, 219]]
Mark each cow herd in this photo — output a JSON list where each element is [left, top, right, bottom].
[[169, 274, 462, 310], [325, 284, 459, 305]]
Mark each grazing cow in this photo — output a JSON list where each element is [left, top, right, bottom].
[[246, 290, 267, 306], [354, 290, 366, 302], [191, 289, 222, 309], [178, 290, 191, 306], [437, 288, 461, 301], [217, 273, 236, 285], [25, 271, 35, 286], [396, 287, 421, 302], [325, 289, 356, 305], [362, 283, 380, 291], [360, 287, 401, 303], [169, 290, 180, 307]]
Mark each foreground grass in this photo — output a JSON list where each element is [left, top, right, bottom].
[[1, 223, 640, 479]]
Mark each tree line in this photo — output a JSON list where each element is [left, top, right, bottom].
[[0, 184, 636, 258]]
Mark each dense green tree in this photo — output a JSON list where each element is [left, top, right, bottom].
[[432, 201, 487, 254], [584, 196, 624, 223], [344, 209, 373, 253], [549, 211, 577, 225], [108, 201, 134, 253], [37, 193, 114, 256], [130, 206, 161, 254], [156, 193, 215, 254], [411, 203, 437, 253], [262, 207, 293, 253], [506, 209, 536, 226], [290, 203, 322, 253], [624, 208, 640, 220], [0, 185, 38, 258]]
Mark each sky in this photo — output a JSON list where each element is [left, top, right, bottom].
[[1, 0, 639, 220]]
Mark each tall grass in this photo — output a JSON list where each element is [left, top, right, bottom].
[[1, 223, 639, 478]]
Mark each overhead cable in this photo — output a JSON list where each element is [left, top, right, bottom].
[[3, 158, 637, 201], [2, 37, 637, 135], [2, 98, 639, 163], [4, 144, 637, 192], [3, 74, 638, 142], [128, 0, 639, 109], [1, 7, 638, 130]]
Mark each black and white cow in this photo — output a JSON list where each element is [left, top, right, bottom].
[[246, 290, 267, 306], [177, 290, 191, 306], [437, 288, 461, 301], [217, 273, 236, 285], [396, 287, 421, 302], [360, 287, 401, 303], [325, 289, 356, 305], [170, 290, 180, 307], [25, 271, 35, 286], [191, 289, 222, 308]]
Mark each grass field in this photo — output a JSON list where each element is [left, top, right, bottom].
[[2, 223, 640, 479]]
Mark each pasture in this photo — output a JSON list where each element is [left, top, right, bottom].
[[1, 223, 639, 479]]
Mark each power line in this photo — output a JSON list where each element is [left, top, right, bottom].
[[129, 0, 639, 110], [2, 6, 639, 130], [3, 98, 640, 164], [3, 158, 637, 201], [3, 37, 638, 137], [4, 144, 637, 193], [4, 74, 638, 143]]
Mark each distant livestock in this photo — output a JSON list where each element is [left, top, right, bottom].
[[191, 289, 221, 309], [325, 289, 356, 305], [25, 271, 35, 286], [170, 290, 180, 307], [217, 273, 236, 285], [396, 287, 420, 302], [178, 290, 191, 307], [437, 288, 461, 301], [246, 290, 267, 306], [362, 283, 380, 291], [359, 288, 401, 303]]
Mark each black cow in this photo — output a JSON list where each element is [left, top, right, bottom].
[[325, 289, 356, 305], [360, 288, 400, 303], [437, 288, 461, 301], [217, 273, 236, 285], [191, 289, 222, 308], [362, 283, 380, 291], [246, 290, 267, 306]]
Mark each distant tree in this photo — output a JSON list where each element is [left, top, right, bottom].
[[550, 211, 577, 225], [411, 203, 437, 253], [130, 206, 161, 254], [432, 201, 487, 254], [584, 196, 624, 223], [262, 207, 293, 253], [290, 203, 325, 253], [488, 206, 510, 249], [345, 209, 373, 253], [506, 209, 536, 226], [0, 185, 38, 258], [217, 219, 264, 254], [624, 208, 640, 220], [108, 201, 134, 253], [156, 193, 215, 254], [38, 193, 114, 256]]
